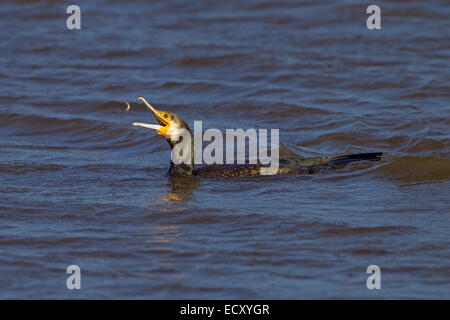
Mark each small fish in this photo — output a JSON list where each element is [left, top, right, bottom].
[[123, 101, 131, 111]]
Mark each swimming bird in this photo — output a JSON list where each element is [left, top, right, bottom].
[[132, 97, 382, 177]]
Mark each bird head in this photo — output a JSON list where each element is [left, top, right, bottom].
[[132, 97, 191, 147]]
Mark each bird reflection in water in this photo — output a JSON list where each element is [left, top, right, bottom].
[[159, 175, 201, 202], [154, 225, 182, 243]]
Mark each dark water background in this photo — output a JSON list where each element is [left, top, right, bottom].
[[0, 0, 449, 299]]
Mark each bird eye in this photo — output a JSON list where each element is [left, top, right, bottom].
[[164, 114, 169, 118]]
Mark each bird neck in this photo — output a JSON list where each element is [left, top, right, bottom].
[[167, 126, 195, 176]]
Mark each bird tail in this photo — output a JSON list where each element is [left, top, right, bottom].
[[328, 152, 383, 165]]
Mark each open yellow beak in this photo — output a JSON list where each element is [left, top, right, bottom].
[[132, 97, 170, 135]]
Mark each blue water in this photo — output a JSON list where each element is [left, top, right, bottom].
[[0, 0, 449, 299]]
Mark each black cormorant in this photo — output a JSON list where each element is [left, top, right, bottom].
[[132, 97, 382, 177]]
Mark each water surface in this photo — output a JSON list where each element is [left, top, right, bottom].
[[0, 0, 449, 299]]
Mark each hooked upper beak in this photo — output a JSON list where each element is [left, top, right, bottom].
[[132, 97, 170, 134]]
